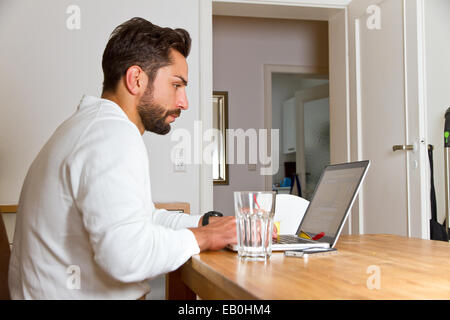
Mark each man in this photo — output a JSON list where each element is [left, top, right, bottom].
[[8, 17, 236, 299]]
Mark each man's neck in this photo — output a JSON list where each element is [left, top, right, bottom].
[[101, 91, 145, 135]]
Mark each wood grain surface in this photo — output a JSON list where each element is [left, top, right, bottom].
[[178, 234, 450, 300]]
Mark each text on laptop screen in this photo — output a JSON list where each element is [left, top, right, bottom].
[[299, 165, 367, 241]]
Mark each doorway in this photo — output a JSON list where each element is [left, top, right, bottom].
[[211, 15, 333, 217], [270, 72, 330, 200], [208, 1, 352, 232]]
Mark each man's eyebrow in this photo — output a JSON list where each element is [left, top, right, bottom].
[[173, 75, 188, 86]]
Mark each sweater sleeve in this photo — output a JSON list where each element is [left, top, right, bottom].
[[68, 118, 200, 283], [152, 208, 202, 229]]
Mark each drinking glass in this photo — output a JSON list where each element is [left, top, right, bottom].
[[234, 191, 276, 261]]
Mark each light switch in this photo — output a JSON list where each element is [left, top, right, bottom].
[[174, 161, 186, 172], [173, 147, 186, 172]]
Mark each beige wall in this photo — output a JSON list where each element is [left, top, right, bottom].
[[212, 15, 328, 215]]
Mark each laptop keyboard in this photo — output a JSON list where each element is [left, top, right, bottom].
[[275, 235, 316, 244]]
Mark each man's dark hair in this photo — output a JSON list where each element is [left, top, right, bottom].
[[101, 17, 191, 93]]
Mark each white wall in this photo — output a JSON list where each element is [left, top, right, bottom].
[[212, 15, 328, 215], [0, 0, 203, 215], [425, 0, 450, 224], [0, 0, 207, 301]]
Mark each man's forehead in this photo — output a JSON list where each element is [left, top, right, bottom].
[[169, 49, 188, 71]]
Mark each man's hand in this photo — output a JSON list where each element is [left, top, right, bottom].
[[190, 216, 237, 252], [191, 215, 278, 252]]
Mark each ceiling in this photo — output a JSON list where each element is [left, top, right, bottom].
[[212, 1, 346, 21]]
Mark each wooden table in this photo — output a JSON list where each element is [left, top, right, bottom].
[[167, 234, 450, 300]]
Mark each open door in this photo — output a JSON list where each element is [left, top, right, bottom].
[[295, 84, 330, 200], [347, 0, 429, 238]]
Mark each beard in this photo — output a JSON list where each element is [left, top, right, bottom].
[[137, 85, 181, 135]]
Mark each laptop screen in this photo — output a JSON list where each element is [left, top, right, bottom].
[[297, 161, 370, 247]]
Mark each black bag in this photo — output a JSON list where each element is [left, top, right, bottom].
[[428, 145, 449, 241]]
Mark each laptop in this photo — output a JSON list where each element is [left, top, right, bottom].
[[228, 160, 370, 252]]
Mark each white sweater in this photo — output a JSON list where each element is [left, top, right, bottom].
[[8, 95, 201, 299]]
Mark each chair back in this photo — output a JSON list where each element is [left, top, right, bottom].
[[0, 211, 11, 300], [274, 194, 309, 235]]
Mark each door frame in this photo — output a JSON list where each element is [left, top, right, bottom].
[[262, 64, 329, 193], [202, 0, 354, 233]]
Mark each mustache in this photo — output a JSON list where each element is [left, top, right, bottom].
[[166, 109, 181, 117]]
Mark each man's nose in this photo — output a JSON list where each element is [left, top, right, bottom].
[[177, 89, 189, 110]]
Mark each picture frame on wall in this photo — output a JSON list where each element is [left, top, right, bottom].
[[212, 91, 229, 185]]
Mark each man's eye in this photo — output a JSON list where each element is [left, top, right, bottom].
[[173, 84, 181, 89]]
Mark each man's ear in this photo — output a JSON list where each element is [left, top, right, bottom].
[[124, 66, 147, 96]]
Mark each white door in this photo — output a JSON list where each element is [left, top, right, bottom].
[[348, 0, 429, 238], [295, 84, 330, 200], [282, 98, 297, 154]]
